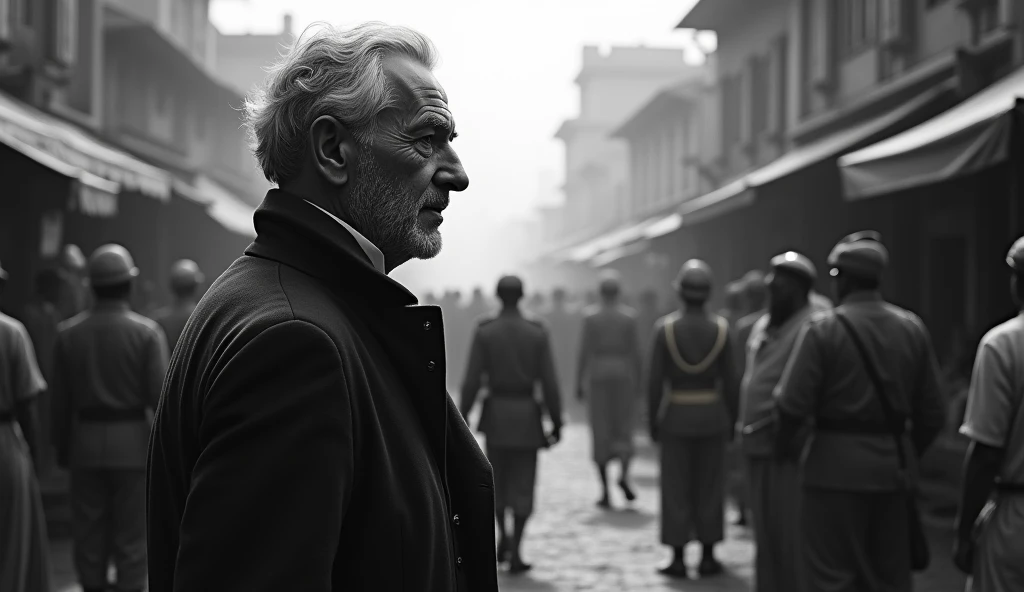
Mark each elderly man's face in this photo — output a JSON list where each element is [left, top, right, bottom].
[[346, 55, 469, 264]]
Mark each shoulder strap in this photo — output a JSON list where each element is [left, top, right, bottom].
[[834, 312, 909, 471], [663, 315, 728, 375]]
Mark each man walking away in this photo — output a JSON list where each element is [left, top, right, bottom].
[[460, 275, 563, 574], [647, 260, 739, 579], [150, 260, 204, 353], [953, 236, 1024, 591], [52, 245, 169, 592], [774, 232, 946, 592], [740, 251, 827, 592], [576, 272, 643, 509]]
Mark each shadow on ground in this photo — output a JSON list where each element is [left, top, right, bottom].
[[496, 571, 559, 591], [581, 507, 656, 530], [655, 568, 749, 591]]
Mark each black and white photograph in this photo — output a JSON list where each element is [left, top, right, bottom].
[[0, 0, 1022, 590]]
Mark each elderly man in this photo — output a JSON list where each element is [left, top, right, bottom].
[[146, 23, 495, 592], [577, 272, 643, 509], [953, 236, 1024, 591], [150, 260, 204, 352], [459, 276, 563, 574], [774, 232, 947, 592], [647, 260, 739, 579], [739, 251, 829, 592]]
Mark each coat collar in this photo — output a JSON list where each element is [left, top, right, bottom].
[[245, 189, 418, 309]]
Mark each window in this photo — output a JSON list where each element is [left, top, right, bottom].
[[839, 0, 878, 58], [51, 0, 78, 67], [0, 0, 11, 42], [749, 56, 770, 140], [721, 75, 742, 152], [976, 0, 1002, 35]]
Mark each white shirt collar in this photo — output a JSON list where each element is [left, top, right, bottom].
[[303, 200, 386, 274]]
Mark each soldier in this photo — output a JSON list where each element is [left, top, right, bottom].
[[545, 287, 582, 421], [20, 269, 64, 472], [576, 272, 643, 509], [56, 244, 90, 321], [718, 279, 749, 525], [773, 232, 946, 592], [150, 260, 205, 352], [953, 236, 1024, 590], [51, 245, 169, 592], [459, 275, 563, 575], [0, 258, 54, 592], [647, 260, 739, 579], [718, 281, 747, 327], [740, 251, 829, 592]]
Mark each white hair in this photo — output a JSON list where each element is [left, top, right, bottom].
[[243, 22, 440, 185]]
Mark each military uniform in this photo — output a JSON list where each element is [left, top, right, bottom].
[[647, 261, 739, 574], [740, 252, 828, 592], [774, 233, 947, 592], [51, 245, 169, 592], [460, 307, 563, 519], [958, 237, 1024, 592], [150, 260, 204, 352]]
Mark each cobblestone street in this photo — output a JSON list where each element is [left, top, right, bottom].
[[51, 421, 967, 591]]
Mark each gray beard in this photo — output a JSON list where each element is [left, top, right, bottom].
[[346, 146, 443, 264]]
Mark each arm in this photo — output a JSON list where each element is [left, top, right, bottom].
[[646, 325, 667, 441], [145, 326, 171, 410], [10, 322, 47, 466], [911, 323, 948, 456], [538, 331, 564, 432], [167, 321, 354, 592], [773, 322, 823, 458], [51, 335, 73, 467], [954, 440, 1004, 570], [458, 328, 485, 419], [575, 317, 592, 398]]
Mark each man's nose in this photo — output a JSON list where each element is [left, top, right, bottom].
[[435, 152, 469, 192]]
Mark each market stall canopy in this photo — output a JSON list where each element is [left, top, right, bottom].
[[0, 91, 172, 201], [551, 208, 683, 265], [174, 175, 256, 238], [838, 66, 1024, 200]]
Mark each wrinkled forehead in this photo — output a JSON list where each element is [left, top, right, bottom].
[[381, 54, 454, 130]]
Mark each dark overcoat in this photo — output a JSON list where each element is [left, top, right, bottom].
[[146, 189, 498, 592]]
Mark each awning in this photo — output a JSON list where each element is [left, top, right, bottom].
[[589, 240, 650, 268], [561, 209, 684, 263], [174, 175, 256, 238], [674, 79, 957, 223], [838, 66, 1024, 199], [0, 91, 171, 200]]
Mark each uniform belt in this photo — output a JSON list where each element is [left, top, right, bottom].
[[667, 390, 719, 405], [0, 410, 13, 423], [77, 407, 148, 422], [996, 481, 1024, 494], [816, 417, 906, 435]]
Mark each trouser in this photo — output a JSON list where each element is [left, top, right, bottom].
[[660, 433, 725, 546], [802, 487, 911, 592], [71, 468, 147, 591], [487, 446, 538, 517], [747, 456, 805, 592]]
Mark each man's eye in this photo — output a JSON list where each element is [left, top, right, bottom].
[[416, 137, 433, 148]]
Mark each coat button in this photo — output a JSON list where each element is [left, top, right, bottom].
[[453, 514, 460, 525], [423, 321, 431, 330], [457, 556, 463, 566], [427, 361, 436, 371]]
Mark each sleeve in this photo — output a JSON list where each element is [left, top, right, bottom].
[[168, 321, 354, 592], [909, 321, 947, 454], [458, 327, 486, 418], [960, 338, 1015, 449], [144, 326, 171, 409], [538, 330, 564, 428], [772, 321, 824, 418], [646, 322, 667, 436], [9, 321, 47, 401]]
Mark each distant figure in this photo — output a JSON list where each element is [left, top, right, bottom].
[[774, 232, 946, 592], [52, 245, 169, 592], [734, 271, 768, 383], [739, 251, 827, 592], [56, 244, 90, 321], [718, 281, 747, 327], [720, 279, 752, 525], [647, 260, 739, 579], [464, 286, 491, 321], [576, 272, 643, 509], [460, 275, 563, 574], [953, 236, 1024, 590], [423, 290, 438, 305], [20, 269, 64, 472], [525, 292, 545, 315], [151, 260, 205, 352], [584, 290, 598, 307], [545, 288, 581, 413], [0, 258, 54, 592]]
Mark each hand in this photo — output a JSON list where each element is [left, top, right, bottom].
[[952, 536, 973, 575], [545, 427, 562, 448]]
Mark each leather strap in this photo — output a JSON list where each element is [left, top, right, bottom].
[[663, 315, 728, 375]]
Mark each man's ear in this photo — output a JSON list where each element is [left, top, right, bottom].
[[308, 115, 359, 187]]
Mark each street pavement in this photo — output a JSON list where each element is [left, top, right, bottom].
[[50, 422, 968, 592]]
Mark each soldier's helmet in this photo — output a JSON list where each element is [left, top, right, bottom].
[[87, 244, 140, 288], [170, 259, 204, 292], [496, 275, 524, 300], [598, 270, 621, 298], [1007, 236, 1024, 272], [674, 259, 713, 301]]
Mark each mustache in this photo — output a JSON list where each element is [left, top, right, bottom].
[[421, 188, 449, 210]]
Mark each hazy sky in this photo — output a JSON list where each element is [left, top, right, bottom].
[[210, 0, 705, 295]]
